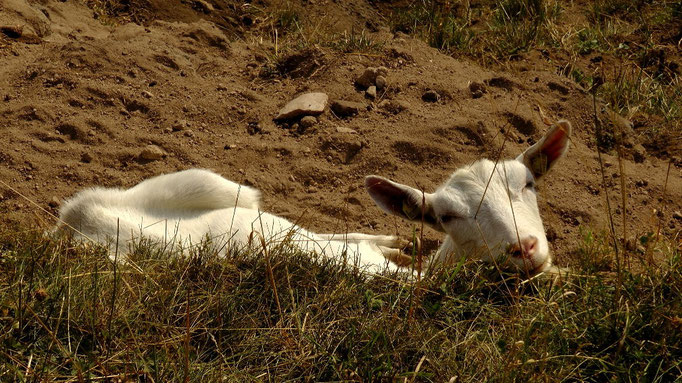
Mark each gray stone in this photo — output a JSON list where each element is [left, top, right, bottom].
[[366, 86, 377, 99], [275, 92, 328, 120], [331, 100, 365, 117], [139, 145, 166, 161]]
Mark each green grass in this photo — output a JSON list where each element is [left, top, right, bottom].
[[1, 227, 680, 381]]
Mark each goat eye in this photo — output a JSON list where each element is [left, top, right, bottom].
[[439, 214, 461, 224], [525, 181, 536, 190]]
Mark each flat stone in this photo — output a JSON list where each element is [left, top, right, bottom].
[[275, 92, 328, 120], [336, 127, 358, 134], [331, 100, 365, 117]]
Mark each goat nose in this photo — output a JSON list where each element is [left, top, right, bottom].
[[509, 236, 538, 259]]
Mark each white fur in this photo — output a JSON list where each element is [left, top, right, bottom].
[[366, 120, 572, 274], [55, 169, 404, 273]]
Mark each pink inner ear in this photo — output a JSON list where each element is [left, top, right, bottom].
[[365, 176, 405, 215], [541, 127, 568, 164]]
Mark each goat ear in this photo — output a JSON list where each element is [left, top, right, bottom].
[[516, 120, 572, 179], [365, 176, 442, 231]]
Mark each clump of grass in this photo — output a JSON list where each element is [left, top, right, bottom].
[[1, 224, 681, 381], [389, 0, 562, 59], [327, 29, 384, 53], [84, 0, 152, 25]]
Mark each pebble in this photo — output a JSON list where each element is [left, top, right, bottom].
[[355, 66, 388, 89], [632, 144, 646, 163], [469, 82, 486, 98], [422, 90, 440, 102], [141, 90, 153, 98], [173, 119, 189, 131], [375, 75, 387, 90], [673, 211, 682, 220], [139, 145, 166, 161], [378, 99, 409, 114], [80, 152, 93, 163], [300, 116, 317, 129], [366, 86, 377, 99], [331, 100, 365, 117], [336, 127, 358, 134], [48, 197, 60, 208], [275, 92, 328, 120]]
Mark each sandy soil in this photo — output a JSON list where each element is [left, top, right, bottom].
[[1, 0, 680, 268]]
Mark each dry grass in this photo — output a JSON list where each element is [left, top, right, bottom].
[[1, 225, 680, 381]]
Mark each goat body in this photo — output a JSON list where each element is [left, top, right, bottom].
[[56, 169, 404, 272]]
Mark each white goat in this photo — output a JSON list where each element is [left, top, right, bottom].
[[365, 120, 572, 274], [55, 169, 407, 272], [56, 120, 570, 275]]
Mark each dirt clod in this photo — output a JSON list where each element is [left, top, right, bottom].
[[139, 145, 166, 161]]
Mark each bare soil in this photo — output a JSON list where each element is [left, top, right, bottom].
[[1, 0, 680, 268]]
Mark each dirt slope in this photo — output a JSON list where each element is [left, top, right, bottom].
[[1, 0, 680, 267]]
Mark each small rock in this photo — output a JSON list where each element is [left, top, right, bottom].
[[173, 119, 188, 131], [331, 100, 365, 117], [546, 226, 557, 242], [300, 116, 317, 129], [378, 100, 409, 114], [48, 197, 60, 208], [246, 121, 263, 135], [356, 67, 378, 88], [422, 90, 440, 102], [141, 90, 153, 98], [375, 75, 387, 90], [632, 144, 646, 163], [603, 160, 613, 168], [80, 152, 93, 163], [139, 145, 166, 161], [469, 82, 486, 98], [275, 92, 328, 120], [224, 144, 237, 150], [366, 86, 377, 99], [184, 129, 194, 137], [635, 179, 648, 187], [336, 127, 357, 134], [673, 211, 682, 220], [194, 0, 214, 13], [355, 66, 388, 89]]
